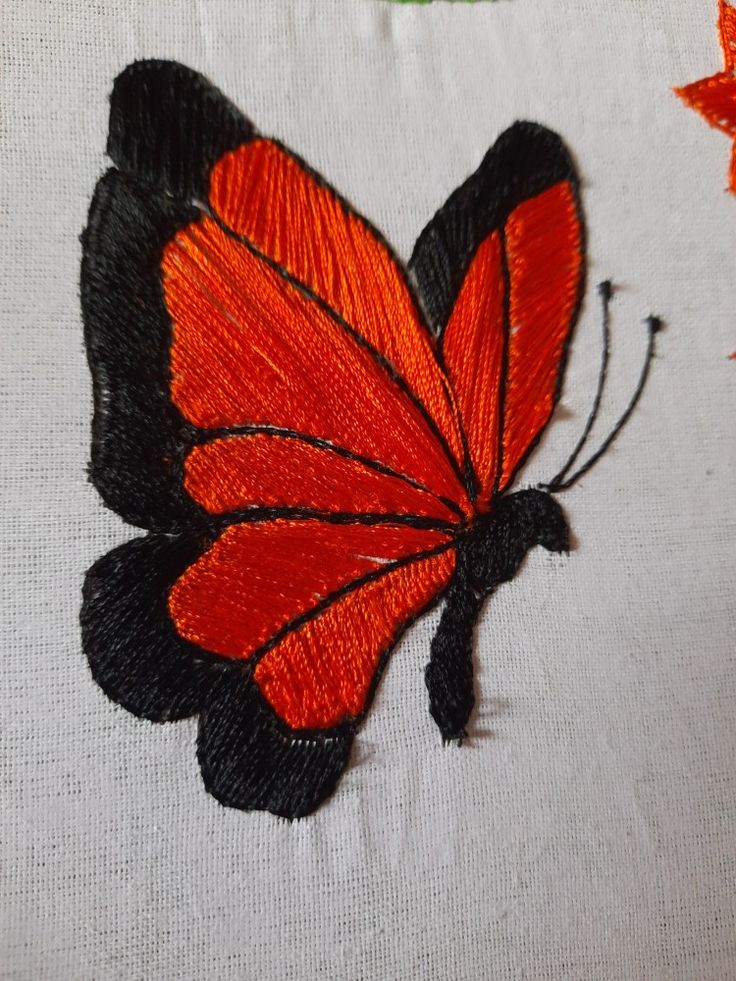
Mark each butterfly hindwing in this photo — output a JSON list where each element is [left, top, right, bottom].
[[198, 669, 355, 820], [196, 542, 454, 818], [167, 520, 454, 707], [177, 520, 457, 816], [81, 534, 218, 721]]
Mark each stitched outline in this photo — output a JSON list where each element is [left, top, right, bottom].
[[81, 534, 220, 722], [81, 169, 199, 533]]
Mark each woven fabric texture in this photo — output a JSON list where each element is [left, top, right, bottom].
[[1, 1, 734, 978]]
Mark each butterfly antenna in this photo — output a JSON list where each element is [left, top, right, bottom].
[[546, 312, 661, 493], [543, 280, 613, 489]]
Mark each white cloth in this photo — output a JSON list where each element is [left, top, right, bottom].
[[2, 1, 735, 978]]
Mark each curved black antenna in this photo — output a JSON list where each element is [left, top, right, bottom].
[[546, 314, 661, 492], [545, 280, 613, 489]]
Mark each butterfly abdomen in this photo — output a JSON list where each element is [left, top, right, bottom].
[[425, 490, 569, 741]]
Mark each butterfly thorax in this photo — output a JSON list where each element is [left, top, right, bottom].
[[460, 489, 569, 596]]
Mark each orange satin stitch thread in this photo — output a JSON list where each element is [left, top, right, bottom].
[[500, 181, 582, 487], [162, 215, 470, 510], [441, 232, 506, 512], [184, 433, 458, 522], [168, 520, 453, 661], [437, 181, 581, 505], [208, 140, 468, 471], [167, 175, 581, 731], [254, 550, 456, 729]]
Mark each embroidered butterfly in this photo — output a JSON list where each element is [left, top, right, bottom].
[[81, 60, 657, 818]]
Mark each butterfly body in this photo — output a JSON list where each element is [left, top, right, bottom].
[[426, 489, 568, 740]]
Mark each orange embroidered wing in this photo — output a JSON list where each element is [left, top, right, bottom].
[[87, 60, 472, 529], [82, 61, 471, 816], [170, 522, 455, 725], [183, 433, 458, 524], [207, 137, 468, 476], [177, 521, 456, 815], [410, 123, 584, 509], [161, 210, 468, 511]]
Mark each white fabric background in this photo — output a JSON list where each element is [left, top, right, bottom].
[[2, 1, 735, 978]]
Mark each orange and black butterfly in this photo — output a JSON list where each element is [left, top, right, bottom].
[[81, 61, 658, 817]]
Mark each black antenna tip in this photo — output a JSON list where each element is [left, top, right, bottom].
[[646, 315, 663, 334], [598, 280, 613, 300]]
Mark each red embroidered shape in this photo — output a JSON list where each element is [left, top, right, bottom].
[[81, 61, 658, 817], [675, 0, 736, 192]]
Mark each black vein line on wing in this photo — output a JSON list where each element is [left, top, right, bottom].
[[209, 507, 458, 532], [184, 425, 465, 520]]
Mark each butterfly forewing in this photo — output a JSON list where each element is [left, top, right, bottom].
[[162, 213, 469, 509], [413, 123, 584, 506], [183, 433, 460, 523]]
